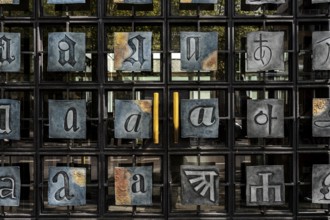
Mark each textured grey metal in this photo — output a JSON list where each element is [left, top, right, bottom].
[[181, 99, 219, 138], [246, 0, 285, 4], [114, 100, 152, 139], [114, 0, 152, 4], [180, 165, 219, 205], [48, 167, 86, 206], [312, 31, 330, 70], [47, 0, 85, 3], [246, 165, 285, 206], [180, 0, 217, 3], [114, 166, 152, 206], [114, 32, 152, 72], [312, 164, 330, 204], [312, 0, 330, 3], [247, 99, 284, 138], [246, 31, 284, 72], [180, 32, 218, 71], [0, 99, 20, 140], [48, 100, 86, 139], [0, 166, 20, 206], [312, 98, 330, 137], [47, 32, 86, 72], [0, 33, 20, 72]]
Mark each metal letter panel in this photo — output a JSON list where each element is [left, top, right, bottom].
[[246, 0, 285, 4], [246, 165, 285, 206], [114, 0, 152, 4], [181, 99, 219, 138], [312, 164, 330, 204], [246, 31, 284, 72], [180, 165, 219, 205], [48, 167, 86, 206], [180, 0, 217, 3], [48, 100, 86, 139], [114, 100, 152, 139], [0, 166, 20, 206], [247, 99, 284, 138], [114, 32, 152, 72], [47, 32, 85, 72], [0, 33, 20, 72], [114, 166, 152, 205], [47, 0, 85, 3], [312, 31, 330, 70], [312, 98, 330, 137], [0, 99, 20, 140], [180, 32, 218, 71]]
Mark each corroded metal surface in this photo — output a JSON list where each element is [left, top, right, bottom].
[[0, 99, 20, 140], [312, 164, 330, 204], [0, 166, 20, 206], [312, 98, 330, 137]]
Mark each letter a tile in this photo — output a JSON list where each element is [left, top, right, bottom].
[[0, 167, 20, 206], [0, 99, 20, 140], [0, 33, 20, 72], [312, 164, 330, 203]]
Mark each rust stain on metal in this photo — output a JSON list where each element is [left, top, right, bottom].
[[73, 169, 86, 187], [313, 99, 327, 116], [134, 100, 152, 113], [202, 50, 217, 71], [180, 0, 191, 2], [114, 0, 124, 2], [114, 33, 130, 70], [115, 167, 131, 205], [0, 0, 13, 4]]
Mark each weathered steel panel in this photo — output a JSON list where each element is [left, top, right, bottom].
[[0, 99, 20, 140], [312, 31, 330, 70], [181, 99, 219, 138], [247, 99, 284, 138], [180, 32, 218, 71], [47, 32, 86, 72], [247, 31, 284, 72], [114, 100, 152, 139], [312, 98, 330, 137], [0, 33, 20, 72], [114, 166, 152, 205], [246, 0, 285, 4], [48, 167, 86, 206], [114, 32, 152, 72], [312, 164, 330, 204], [0, 166, 20, 206], [180, 165, 219, 205], [246, 165, 285, 206], [47, 0, 85, 3], [48, 100, 86, 139]]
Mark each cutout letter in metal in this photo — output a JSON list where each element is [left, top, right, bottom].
[[47, 32, 85, 72], [47, 0, 85, 4], [246, 0, 285, 5], [115, 166, 152, 206], [0, 33, 20, 72], [180, 32, 218, 71], [247, 31, 284, 72], [312, 98, 330, 137], [0, 99, 20, 140], [114, 0, 152, 4], [0, 167, 20, 206], [246, 165, 285, 206], [114, 100, 152, 139], [114, 32, 152, 72], [247, 99, 284, 138], [312, 32, 330, 70], [180, 165, 219, 205], [48, 167, 86, 206], [48, 100, 86, 139], [312, 164, 330, 203], [181, 99, 219, 138]]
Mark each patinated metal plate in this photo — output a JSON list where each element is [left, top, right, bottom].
[[47, 0, 85, 3], [246, 165, 285, 206], [114, 166, 152, 205], [0, 166, 20, 206], [246, 0, 285, 4], [114, 100, 152, 139], [180, 32, 218, 71], [312, 32, 330, 70], [180, 0, 217, 3], [48, 100, 86, 139], [47, 32, 85, 72], [0, 33, 20, 72], [181, 99, 219, 138], [114, 32, 152, 72], [114, 0, 152, 4], [48, 167, 86, 206], [312, 0, 330, 3], [247, 99, 284, 138], [0, 0, 19, 4], [312, 98, 330, 137], [0, 99, 20, 140], [247, 31, 284, 72], [312, 164, 330, 204], [180, 165, 219, 205]]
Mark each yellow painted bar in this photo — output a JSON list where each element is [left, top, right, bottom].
[[173, 92, 179, 143], [153, 93, 159, 144]]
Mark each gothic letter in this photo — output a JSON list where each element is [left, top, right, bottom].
[[52, 171, 74, 201], [0, 35, 15, 64], [132, 174, 146, 193], [58, 35, 77, 67], [124, 114, 141, 133], [0, 105, 11, 134], [0, 177, 15, 199], [186, 37, 200, 61], [124, 35, 146, 67], [189, 106, 216, 127], [64, 107, 79, 132]]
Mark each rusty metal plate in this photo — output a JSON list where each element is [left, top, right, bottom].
[[0, 33, 20, 72], [114, 166, 152, 206], [48, 0, 85, 3], [114, 0, 152, 3], [48, 167, 86, 206], [0, 166, 20, 206], [312, 164, 330, 204], [246, 165, 285, 206], [181, 99, 219, 138], [180, 165, 219, 205], [180, 32, 218, 71], [114, 100, 152, 139], [180, 0, 217, 3], [247, 99, 284, 138], [312, 98, 330, 137], [0, 99, 20, 140], [246, 31, 284, 72], [312, 32, 330, 70], [114, 32, 152, 72], [47, 32, 85, 72], [246, 0, 285, 4], [48, 100, 86, 139]]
